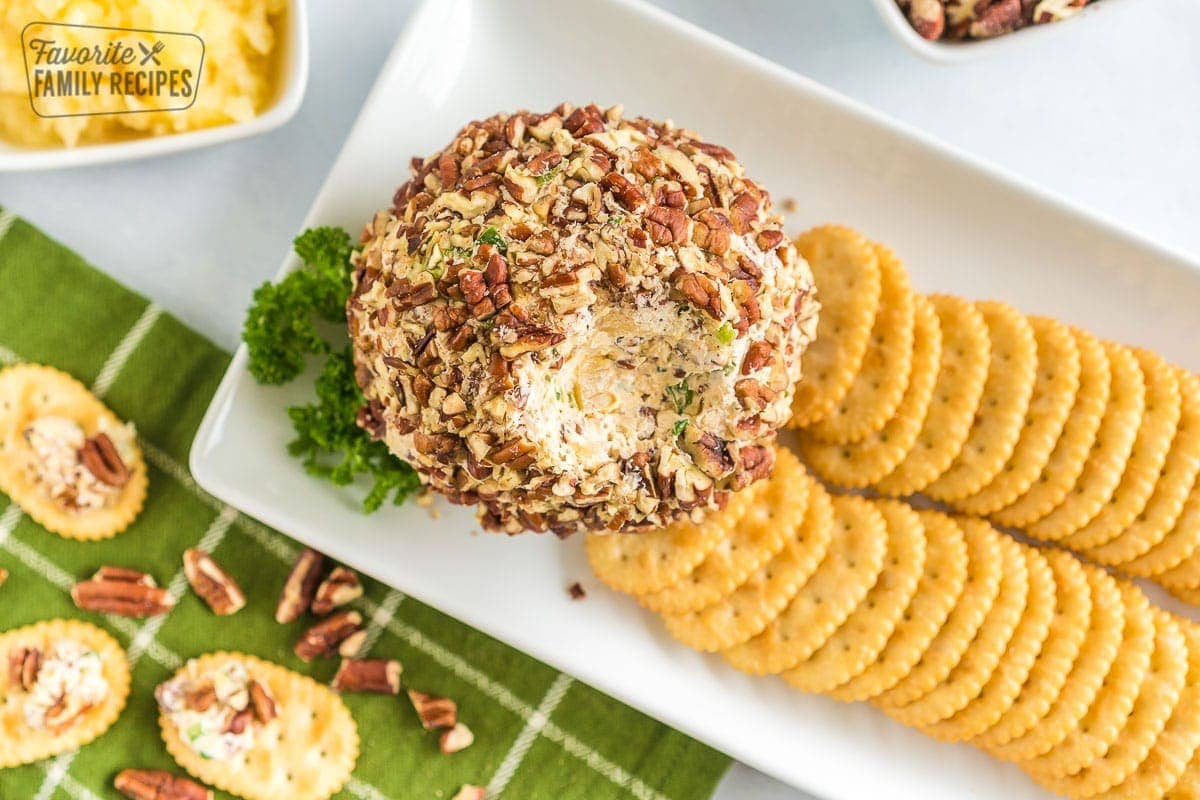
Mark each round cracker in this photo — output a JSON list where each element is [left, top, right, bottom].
[[638, 450, 810, 614], [1093, 625, 1200, 800], [882, 532, 1028, 729], [973, 549, 1092, 750], [953, 316, 1081, 516], [1019, 584, 1155, 779], [1029, 609, 1186, 796], [1090, 368, 1200, 567], [922, 544, 1056, 743], [875, 295, 991, 497], [806, 243, 916, 444], [992, 328, 1110, 528], [873, 517, 1004, 709], [1121, 373, 1200, 579], [721, 490, 883, 671], [586, 478, 760, 596], [828, 509, 968, 703], [780, 500, 925, 693], [789, 226, 883, 427], [0, 619, 130, 768], [987, 566, 1126, 763], [1060, 348, 1182, 553], [799, 293, 942, 489], [160, 652, 358, 800], [0, 364, 147, 540], [663, 483, 851, 653], [924, 301, 1037, 503], [1026, 342, 1146, 541]]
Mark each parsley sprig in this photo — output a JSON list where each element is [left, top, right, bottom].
[[242, 226, 420, 512]]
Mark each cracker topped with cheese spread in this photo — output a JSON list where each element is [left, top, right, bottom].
[[157, 652, 358, 800], [348, 103, 818, 535], [0, 364, 147, 539], [1, 619, 131, 768]]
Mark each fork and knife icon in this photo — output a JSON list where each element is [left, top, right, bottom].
[[137, 40, 165, 66]]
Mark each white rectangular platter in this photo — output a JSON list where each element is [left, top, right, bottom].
[[191, 1, 1200, 798]]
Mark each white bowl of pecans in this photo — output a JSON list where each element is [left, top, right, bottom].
[[870, 0, 1110, 61]]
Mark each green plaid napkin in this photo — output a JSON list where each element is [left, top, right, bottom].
[[0, 208, 730, 800]]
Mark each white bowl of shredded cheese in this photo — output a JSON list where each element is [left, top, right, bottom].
[[0, 0, 308, 170]]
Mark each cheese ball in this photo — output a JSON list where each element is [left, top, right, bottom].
[[348, 104, 818, 535]]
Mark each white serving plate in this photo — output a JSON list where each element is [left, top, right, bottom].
[[191, 1, 1200, 798], [0, 0, 308, 171], [868, 0, 1117, 62]]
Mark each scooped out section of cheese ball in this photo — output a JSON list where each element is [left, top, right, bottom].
[[347, 103, 818, 535]]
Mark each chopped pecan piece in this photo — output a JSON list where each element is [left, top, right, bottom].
[[294, 610, 364, 662], [311, 566, 363, 615], [249, 680, 277, 723], [525, 150, 562, 176], [440, 722, 475, 754], [185, 684, 217, 711], [524, 230, 556, 255], [737, 445, 775, 486], [458, 270, 488, 305], [79, 433, 130, 487], [9, 646, 40, 691], [601, 171, 647, 213], [183, 548, 245, 616], [331, 658, 402, 695], [355, 400, 387, 441], [674, 272, 723, 319], [275, 548, 325, 624], [225, 708, 253, 735], [414, 431, 461, 463], [391, 279, 438, 312], [756, 229, 784, 251], [567, 582, 586, 600], [564, 104, 605, 136], [684, 432, 736, 479], [742, 340, 774, 374], [408, 689, 457, 730], [72, 567, 174, 618], [114, 769, 213, 800], [735, 379, 777, 413], [970, 0, 1022, 37], [644, 205, 688, 246], [694, 209, 732, 255], [337, 628, 368, 658], [488, 438, 536, 470], [729, 192, 760, 234]]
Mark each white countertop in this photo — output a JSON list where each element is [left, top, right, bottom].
[[2, 1, 1196, 797]]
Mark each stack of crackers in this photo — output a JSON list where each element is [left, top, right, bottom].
[[792, 225, 1200, 606], [590, 224, 1200, 798], [588, 449, 1200, 798]]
